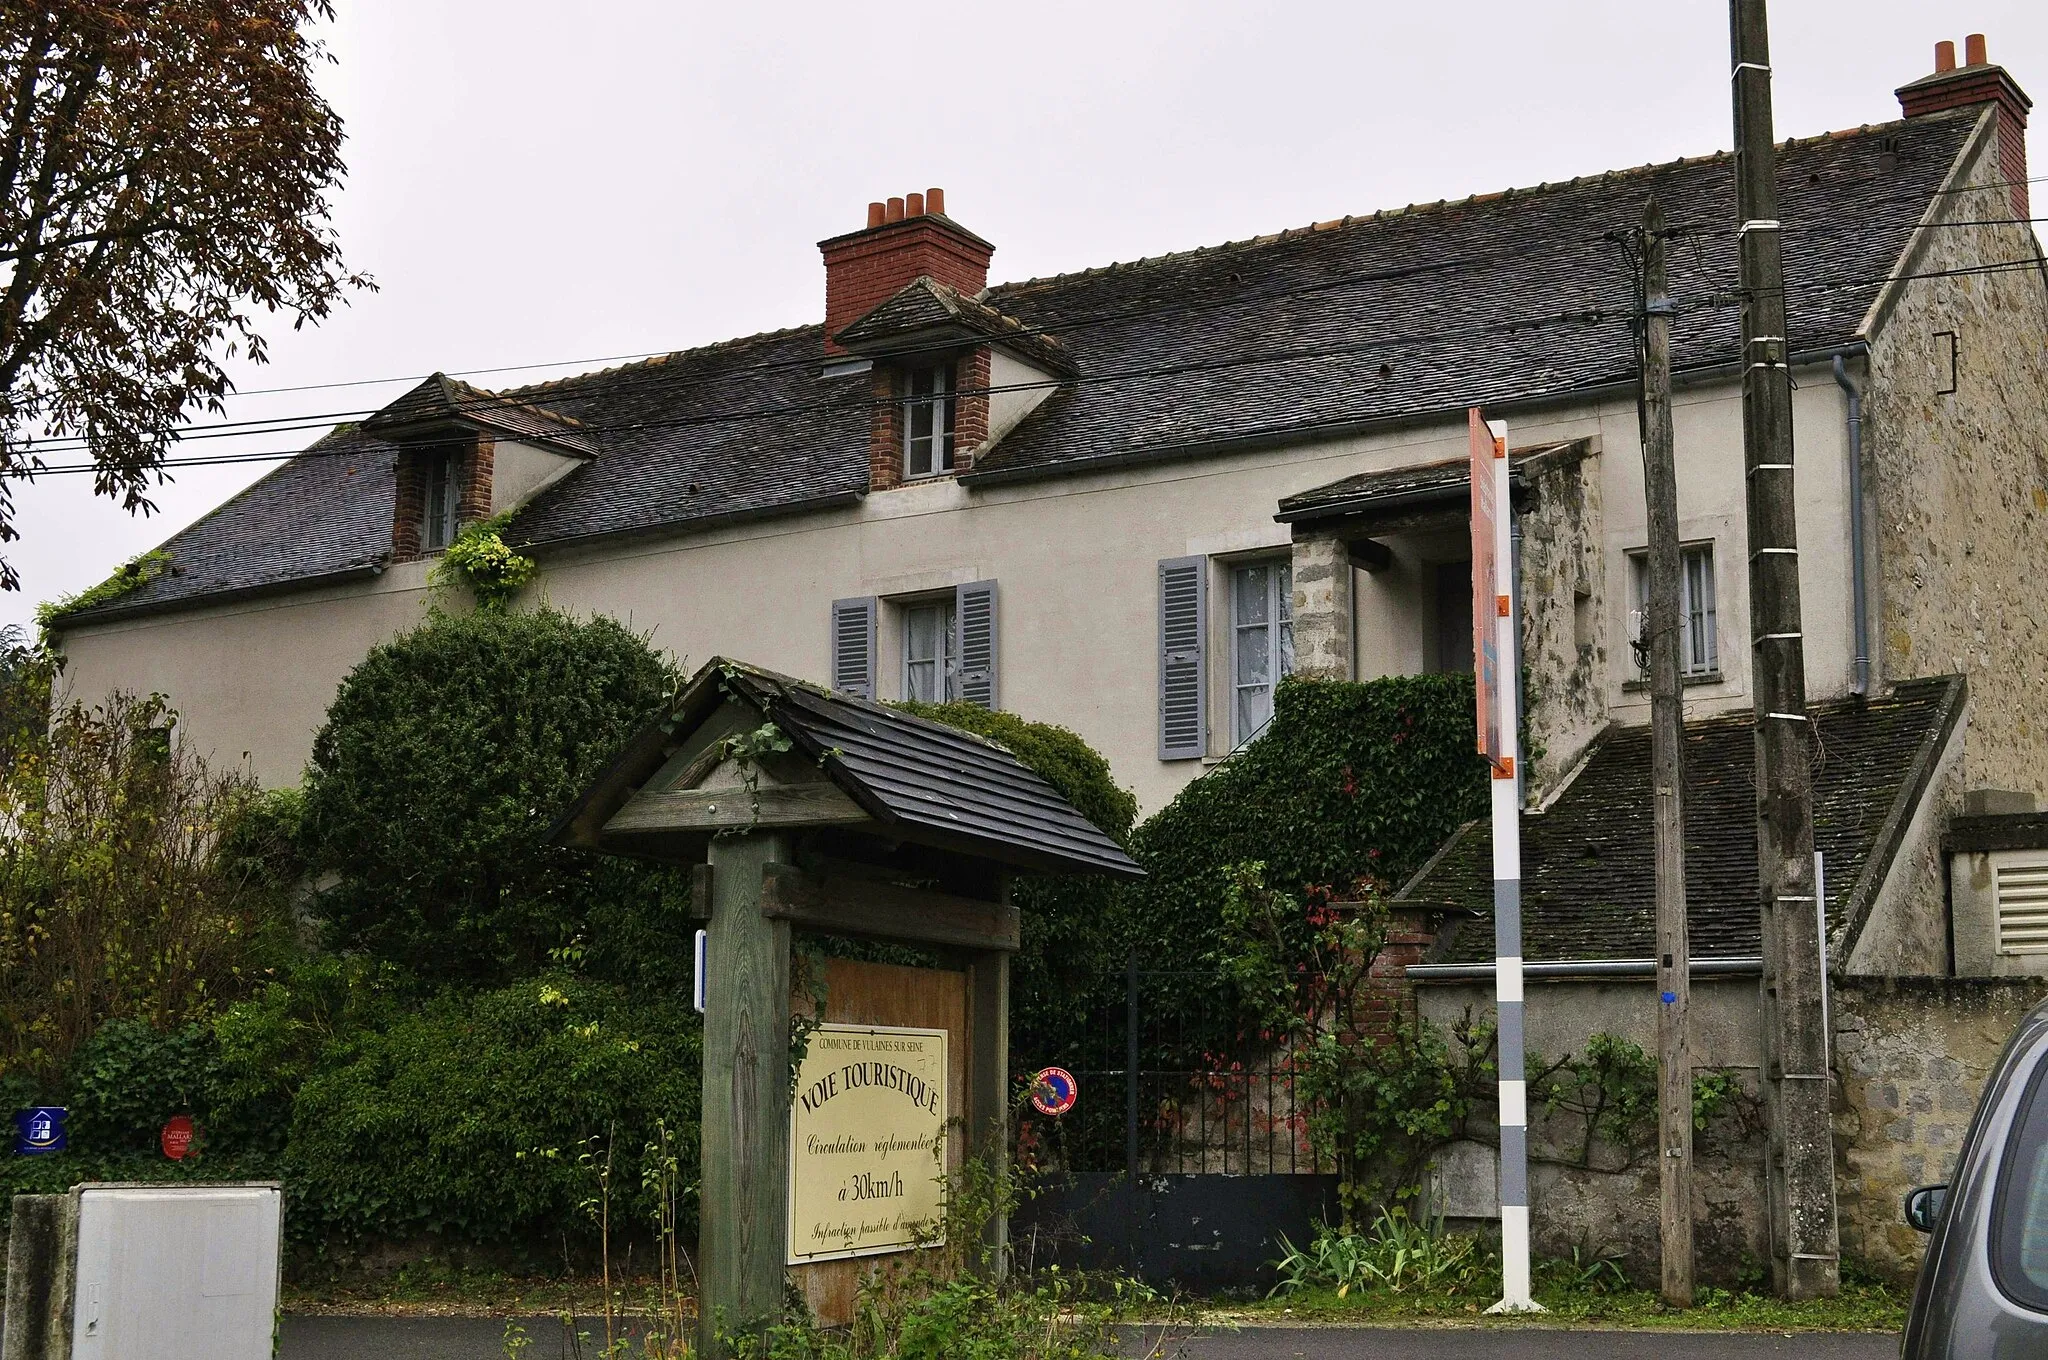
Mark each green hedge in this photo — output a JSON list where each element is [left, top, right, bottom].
[[895, 703, 1138, 1066], [284, 975, 701, 1249]]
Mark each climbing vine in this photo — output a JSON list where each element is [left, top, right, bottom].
[[430, 512, 537, 610], [35, 550, 172, 644]]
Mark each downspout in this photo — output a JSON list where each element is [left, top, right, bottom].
[[1832, 355, 1871, 697]]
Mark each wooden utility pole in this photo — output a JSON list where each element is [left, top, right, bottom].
[[1728, 0, 1840, 1300], [1637, 196, 1694, 1308]]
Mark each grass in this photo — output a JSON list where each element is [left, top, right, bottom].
[[1214, 1278, 1906, 1332]]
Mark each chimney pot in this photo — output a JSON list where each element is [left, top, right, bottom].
[[906, 191, 926, 217], [867, 201, 886, 229], [1966, 33, 1987, 67], [1936, 39, 1956, 73], [886, 197, 905, 223], [926, 187, 946, 216]]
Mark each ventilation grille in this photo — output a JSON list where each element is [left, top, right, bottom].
[[1995, 859, 2048, 954]]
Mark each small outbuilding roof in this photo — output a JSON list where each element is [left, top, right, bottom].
[[553, 658, 1144, 879], [1402, 674, 1966, 962]]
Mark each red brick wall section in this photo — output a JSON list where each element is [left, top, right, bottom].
[[953, 348, 990, 471], [820, 217, 994, 356], [459, 433, 495, 523], [1899, 64, 2031, 217], [1355, 905, 1444, 1042], [868, 368, 903, 492], [391, 450, 424, 559]]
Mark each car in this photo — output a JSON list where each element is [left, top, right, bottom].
[[1901, 996, 2048, 1357]]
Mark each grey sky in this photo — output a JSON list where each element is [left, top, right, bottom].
[[9, 1, 2043, 633]]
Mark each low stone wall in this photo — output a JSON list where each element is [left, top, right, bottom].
[[1414, 971, 2048, 1286], [1832, 976, 2047, 1282]]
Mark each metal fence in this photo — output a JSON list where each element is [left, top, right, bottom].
[[1014, 961, 1332, 1178]]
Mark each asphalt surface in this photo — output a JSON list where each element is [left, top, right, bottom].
[[277, 1316, 1903, 1359]]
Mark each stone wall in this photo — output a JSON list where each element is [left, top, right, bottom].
[[1514, 441, 1606, 799], [1288, 529, 1354, 680], [1831, 976, 2047, 1283], [1864, 107, 2048, 800], [1415, 971, 2048, 1285]]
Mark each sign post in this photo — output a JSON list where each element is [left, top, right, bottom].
[[1472, 409, 1540, 1313]]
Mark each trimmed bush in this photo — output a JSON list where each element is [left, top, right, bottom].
[[302, 608, 687, 986], [283, 975, 701, 1250]]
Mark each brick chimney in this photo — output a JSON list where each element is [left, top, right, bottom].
[[1898, 33, 2033, 218], [818, 188, 994, 357]]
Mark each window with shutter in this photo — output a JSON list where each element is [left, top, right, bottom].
[[1158, 556, 1206, 760], [1996, 857, 2048, 954], [830, 597, 877, 699], [955, 580, 998, 710]]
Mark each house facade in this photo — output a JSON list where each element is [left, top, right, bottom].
[[52, 42, 2047, 836]]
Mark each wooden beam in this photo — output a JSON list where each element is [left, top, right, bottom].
[[966, 943, 1011, 1279], [759, 862, 1020, 952], [605, 782, 870, 835], [1345, 536, 1393, 572], [697, 836, 793, 1355]]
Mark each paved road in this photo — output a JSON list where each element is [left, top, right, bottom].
[[279, 1316, 1901, 1359]]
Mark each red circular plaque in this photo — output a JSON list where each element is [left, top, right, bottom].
[[161, 1114, 196, 1160], [1030, 1067, 1078, 1117]]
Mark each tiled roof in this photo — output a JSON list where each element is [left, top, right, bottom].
[[56, 112, 1980, 622], [363, 372, 599, 456], [1402, 675, 1967, 962], [1275, 441, 1579, 524], [833, 276, 1075, 375]]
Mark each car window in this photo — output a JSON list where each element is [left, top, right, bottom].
[[1994, 1052, 2048, 1311]]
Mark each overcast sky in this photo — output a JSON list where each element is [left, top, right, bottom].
[[8, 1, 2044, 633]]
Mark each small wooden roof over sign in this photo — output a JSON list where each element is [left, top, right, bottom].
[[552, 658, 1144, 879]]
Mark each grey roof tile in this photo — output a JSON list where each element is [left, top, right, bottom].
[[1403, 675, 1967, 962], [56, 113, 1979, 622]]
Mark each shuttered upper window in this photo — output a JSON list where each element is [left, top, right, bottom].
[[902, 366, 956, 479], [1231, 559, 1294, 747], [1996, 857, 2048, 955], [422, 451, 459, 551]]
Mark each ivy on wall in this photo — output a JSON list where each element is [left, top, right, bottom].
[[1130, 672, 1491, 969]]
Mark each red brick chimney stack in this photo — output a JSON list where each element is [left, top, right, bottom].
[[1898, 33, 2032, 217], [819, 187, 995, 357]]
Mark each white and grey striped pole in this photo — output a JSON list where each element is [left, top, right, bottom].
[[1473, 413, 1541, 1313]]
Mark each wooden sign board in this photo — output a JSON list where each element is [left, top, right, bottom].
[[787, 1024, 949, 1264]]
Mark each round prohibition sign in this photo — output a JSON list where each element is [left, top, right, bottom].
[[1030, 1066, 1078, 1117]]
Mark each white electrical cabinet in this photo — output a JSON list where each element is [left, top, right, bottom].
[[71, 1184, 281, 1360]]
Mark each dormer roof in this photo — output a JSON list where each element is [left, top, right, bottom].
[[362, 372, 600, 458], [831, 276, 1076, 377]]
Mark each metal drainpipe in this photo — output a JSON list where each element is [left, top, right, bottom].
[[1832, 355, 1871, 697]]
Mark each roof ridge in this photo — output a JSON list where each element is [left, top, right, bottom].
[[989, 116, 1924, 296], [504, 321, 823, 398]]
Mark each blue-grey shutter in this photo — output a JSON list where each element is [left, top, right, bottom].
[[954, 580, 998, 710], [830, 596, 877, 699], [1158, 556, 1206, 759]]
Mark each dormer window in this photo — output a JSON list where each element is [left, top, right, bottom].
[[422, 450, 459, 550], [902, 365, 956, 479]]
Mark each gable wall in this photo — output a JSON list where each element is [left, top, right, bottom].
[[1864, 109, 2048, 800]]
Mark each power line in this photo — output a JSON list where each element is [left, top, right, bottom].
[[21, 240, 2048, 480], [20, 303, 1634, 477]]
